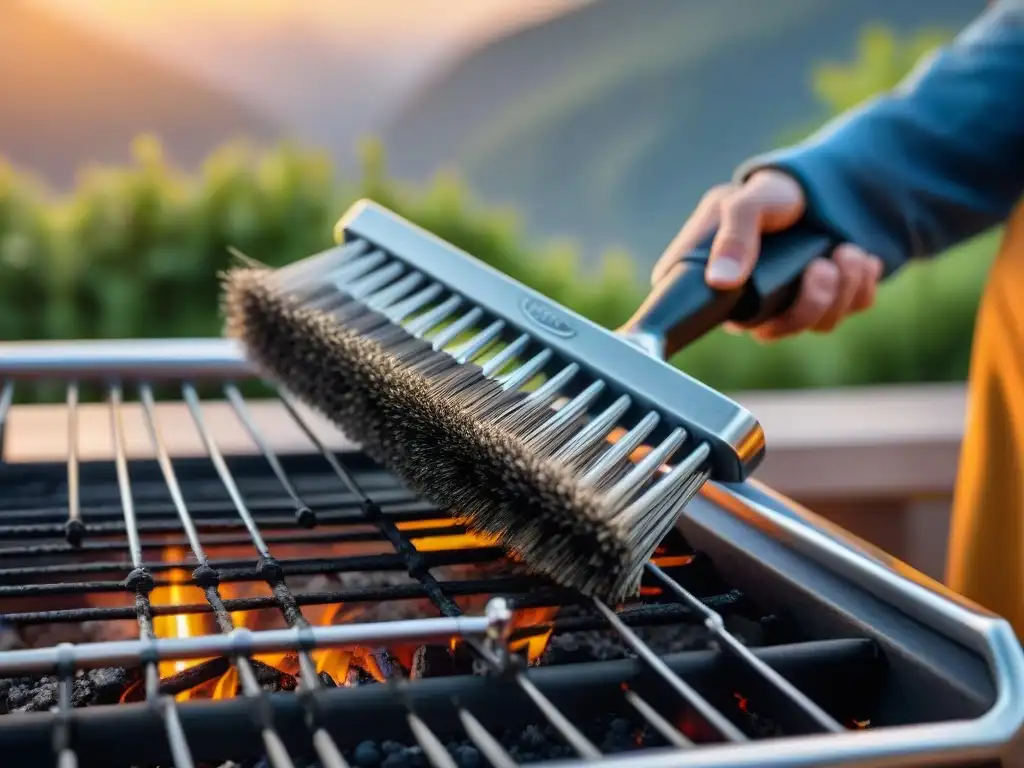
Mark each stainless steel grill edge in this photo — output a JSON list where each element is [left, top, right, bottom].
[[0, 338, 1018, 768]]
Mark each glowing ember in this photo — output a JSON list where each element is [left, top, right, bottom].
[[734, 692, 749, 713], [651, 555, 695, 569]]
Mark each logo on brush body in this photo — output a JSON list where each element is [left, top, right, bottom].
[[520, 297, 577, 338]]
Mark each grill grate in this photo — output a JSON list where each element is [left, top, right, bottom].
[[0, 340, 1015, 768]]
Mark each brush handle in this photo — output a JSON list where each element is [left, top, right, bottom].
[[619, 228, 837, 359]]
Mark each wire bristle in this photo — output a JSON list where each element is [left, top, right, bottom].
[[221, 250, 711, 602]]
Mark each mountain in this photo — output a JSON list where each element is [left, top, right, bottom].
[[29, 0, 588, 172], [383, 0, 987, 268], [0, 1, 284, 189]]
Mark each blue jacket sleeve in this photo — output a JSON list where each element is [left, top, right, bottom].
[[736, 0, 1024, 276]]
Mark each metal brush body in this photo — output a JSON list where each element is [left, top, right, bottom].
[[224, 200, 835, 600], [332, 201, 767, 482]]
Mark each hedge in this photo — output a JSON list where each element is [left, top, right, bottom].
[[0, 136, 998, 394]]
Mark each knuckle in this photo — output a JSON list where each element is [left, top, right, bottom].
[[790, 289, 831, 328], [805, 258, 840, 292], [702, 184, 735, 205], [713, 234, 749, 255], [722, 191, 760, 221], [866, 255, 885, 281], [832, 243, 866, 265]]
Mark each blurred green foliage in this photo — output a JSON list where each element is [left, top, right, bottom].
[[0, 24, 1000, 392]]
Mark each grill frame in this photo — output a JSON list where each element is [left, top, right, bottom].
[[0, 338, 1018, 768]]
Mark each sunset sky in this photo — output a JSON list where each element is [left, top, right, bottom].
[[25, 0, 591, 163], [30, 0, 587, 56]]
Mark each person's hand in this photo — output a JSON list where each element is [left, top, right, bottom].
[[651, 169, 884, 341]]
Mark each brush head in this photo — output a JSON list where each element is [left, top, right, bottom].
[[223, 257, 711, 602]]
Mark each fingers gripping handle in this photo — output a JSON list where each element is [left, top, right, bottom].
[[619, 229, 836, 359]]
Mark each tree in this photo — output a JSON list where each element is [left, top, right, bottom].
[[812, 25, 953, 112]]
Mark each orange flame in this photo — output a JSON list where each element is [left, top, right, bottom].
[[509, 607, 559, 663], [138, 511, 568, 702], [397, 518, 498, 551], [149, 547, 215, 698]]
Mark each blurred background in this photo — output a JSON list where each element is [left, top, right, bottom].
[[0, 0, 997, 575]]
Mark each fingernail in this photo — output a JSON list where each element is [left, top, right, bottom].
[[706, 254, 743, 284]]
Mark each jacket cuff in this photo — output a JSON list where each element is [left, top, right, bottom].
[[734, 147, 912, 279]]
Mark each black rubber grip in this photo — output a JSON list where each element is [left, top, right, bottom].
[[621, 228, 836, 358]]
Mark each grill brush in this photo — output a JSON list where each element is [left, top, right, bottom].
[[222, 200, 835, 601]]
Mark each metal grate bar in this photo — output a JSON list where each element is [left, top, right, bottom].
[[0, 343, 874, 766], [139, 383, 210, 565], [225, 383, 314, 528], [0, 379, 14, 461], [107, 382, 200, 768], [0, 488, 431, 526], [276, 390, 466, 618], [623, 688, 695, 749], [0, 547, 511, 589], [0, 519, 471, 556], [0, 616, 498, 677], [109, 385, 145, 567], [182, 383, 273, 557], [275, 386, 601, 763], [0, 502, 439, 536], [176, 382, 348, 768], [0, 578, 546, 626], [649, 563, 845, 734], [458, 707, 519, 768], [592, 598, 748, 743], [65, 382, 84, 546]]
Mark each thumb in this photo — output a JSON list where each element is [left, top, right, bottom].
[[705, 171, 805, 290], [704, 186, 765, 290]]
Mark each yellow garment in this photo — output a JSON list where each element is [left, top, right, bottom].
[[947, 203, 1024, 636]]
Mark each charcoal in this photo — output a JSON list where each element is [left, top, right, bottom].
[[18, 619, 136, 649], [122, 657, 233, 703], [252, 659, 297, 693], [353, 740, 382, 767], [1, 667, 134, 713], [539, 616, 764, 667], [317, 671, 338, 688], [369, 649, 406, 680], [739, 705, 784, 738], [277, 712, 664, 767], [410, 645, 455, 680], [449, 643, 481, 677], [540, 631, 633, 665], [724, 614, 765, 646]]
